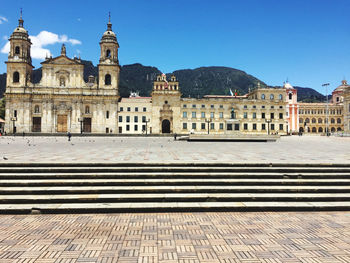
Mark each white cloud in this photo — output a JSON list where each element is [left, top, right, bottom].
[[0, 16, 8, 24], [0, 30, 82, 60]]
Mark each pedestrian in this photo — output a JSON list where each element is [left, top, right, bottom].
[[174, 133, 177, 141], [67, 132, 72, 141]]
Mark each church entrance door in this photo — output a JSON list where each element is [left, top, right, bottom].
[[83, 118, 91, 133], [57, 115, 67, 133], [32, 117, 41, 132], [162, 119, 171, 133]]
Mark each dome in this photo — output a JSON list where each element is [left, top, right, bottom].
[[100, 20, 118, 43], [334, 80, 349, 92], [283, 82, 293, 89], [10, 15, 29, 40]]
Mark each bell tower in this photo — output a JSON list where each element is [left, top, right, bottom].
[[98, 13, 120, 91], [5, 9, 33, 88]]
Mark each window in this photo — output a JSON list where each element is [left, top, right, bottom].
[[279, 106, 283, 109], [142, 125, 146, 131], [126, 125, 130, 131], [183, 112, 187, 118], [202, 105, 205, 108], [262, 105, 265, 109], [210, 112, 214, 118], [201, 112, 205, 118], [210, 123, 215, 130], [253, 105, 256, 109], [271, 106, 274, 109], [104, 74, 111, 85], [135, 107, 138, 112], [13, 72, 19, 83], [318, 118, 322, 124], [262, 123, 266, 130], [279, 113, 283, 119], [192, 112, 196, 118], [337, 118, 341, 124], [299, 118, 303, 124], [211, 105, 214, 108], [127, 107, 131, 112], [270, 113, 274, 119], [134, 116, 138, 122], [289, 93, 292, 100], [183, 104, 187, 108], [143, 107, 147, 112], [183, 123, 187, 129], [219, 123, 224, 130], [192, 104, 196, 108], [253, 123, 257, 130], [120, 107, 123, 112], [227, 124, 232, 130], [192, 123, 196, 130], [34, 105, 40, 113], [270, 94, 274, 100], [271, 124, 275, 130], [253, 112, 256, 119], [134, 125, 138, 131], [201, 123, 205, 129], [234, 124, 240, 130], [262, 113, 265, 119], [106, 111, 109, 119], [244, 112, 248, 119], [106, 49, 111, 58], [126, 116, 130, 123], [312, 118, 316, 123], [142, 116, 146, 122], [331, 118, 335, 124], [305, 118, 310, 123], [261, 94, 265, 100], [219, 105, 223, 109], [85, 106, 90, 114], [219, 112, 223, 118], [244, 123, 248, 130], [279, 124, 283, 130], [279, 94, 283, 100], [244, 105, 247, 109], [119, 116, 122, 122], [15, 46, 20, 55], [14, 110, 17, 118]]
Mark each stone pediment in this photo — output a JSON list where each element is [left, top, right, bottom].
[[41, 55, 82, 65]]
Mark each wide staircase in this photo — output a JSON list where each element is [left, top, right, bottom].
[[0, 163, 350, 213]]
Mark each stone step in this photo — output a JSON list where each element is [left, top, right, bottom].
[[1, 193, 350, 204], [1, 201, 350, 214], [1, 178, 350, 186], [1, 172, 350, 180], [1, 185, 350, 195], [1, 166, 350, 173]]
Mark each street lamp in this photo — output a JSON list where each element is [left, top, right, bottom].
[[206, 118, 212, 134], [265, 119, 271, 135], [322, 83, 330, 136], [144, 119, 150, 135], [78, 117, 84, 134], [11, 117, 17, 134]]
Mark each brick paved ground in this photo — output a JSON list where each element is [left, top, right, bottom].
[[0, 212, 349, 262], [1, 135, 350, 163]]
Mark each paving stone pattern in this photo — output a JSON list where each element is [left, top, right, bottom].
[[1, 136, 350, 163], [0, 212, 349, 262]]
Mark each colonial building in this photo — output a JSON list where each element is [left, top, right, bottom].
[[4, 14, 120, 134]]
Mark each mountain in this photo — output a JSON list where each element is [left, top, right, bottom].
[[0, 62, 326, 102]]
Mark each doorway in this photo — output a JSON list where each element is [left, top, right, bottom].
[[57, 115, 67, 132], [83, 118, 91, 133], [32, 117, 41, 132], [162, 119, 171, 133]]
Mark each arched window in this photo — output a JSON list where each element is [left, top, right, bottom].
[[337, 118, 341, 124], [59, 77, 65, 86], [299, 118, 303, 124], [337, 127, 342, 131], [318, 118, 322, 124], [270, 94, 274, 100], [106, 49, 111, 58], [305, 118, 310, 123], [85, 106, 90, 114], [331, 118, 335, 124], [331, 127, 335, 132], [261, 94, 265, 100], [279, 94, 283, 100], [15, 46, 20, 55], [13, 71, 19, 83], [105, 74, 111, 85], [318, 127, 323, 133], [312, 127, 316, 133], [289, 93, 292, 100], [312, 118, 316, 123], [34, 105, 40, 113]]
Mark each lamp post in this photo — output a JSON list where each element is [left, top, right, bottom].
[[78, 117, 84, 134], [145, 119, 150, 135], [206, 118, 212, 134], [322, 83, 330, 136], [265, 119, 271, 135]]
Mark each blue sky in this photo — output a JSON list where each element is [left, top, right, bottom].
[[0, 0, 349, 94]]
